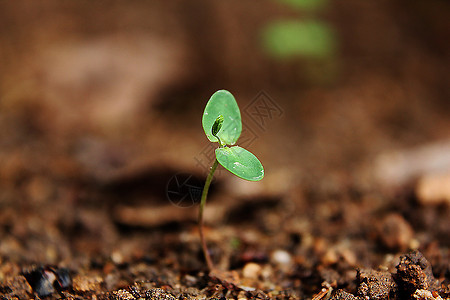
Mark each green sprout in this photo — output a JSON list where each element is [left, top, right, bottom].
[[199, 90, 264, 271]]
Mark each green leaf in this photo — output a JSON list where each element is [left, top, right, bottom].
[[261, 20, 336, 59], [215, 146, 264, 181], [203, 90, 242, 145]]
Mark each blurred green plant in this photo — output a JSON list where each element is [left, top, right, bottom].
[[261, 0, 338, 83], [276, 0, 328, 11], [262, 20, 336, 59], [199, 90, 264, 271]]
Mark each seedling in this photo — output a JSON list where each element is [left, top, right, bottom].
[[199, 90, 264, 271]]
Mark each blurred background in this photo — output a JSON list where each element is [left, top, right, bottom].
[[0, 0, 449, 270]]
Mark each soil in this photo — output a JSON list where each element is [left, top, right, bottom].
[[0, 1, 449, 299]]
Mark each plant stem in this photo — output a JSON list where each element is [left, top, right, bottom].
[[198, 158, 219, 271]]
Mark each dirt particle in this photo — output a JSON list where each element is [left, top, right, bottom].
[[330, 289, 359, 300], [377, 213, 414, 252], [413, 289, 444, 300], [0, 276, 32, 299], [111, 289, 135, 300], [72, 274, 103, 293], [144, 288, 177, 300], [395, 250, 440, 294], [357, 269, 397, 300], [237, 290, 248, 299]]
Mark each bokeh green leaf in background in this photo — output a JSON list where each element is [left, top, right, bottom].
[[261, 20, 336, 60]]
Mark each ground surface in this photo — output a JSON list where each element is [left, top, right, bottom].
[[0, 1, 449, 299]]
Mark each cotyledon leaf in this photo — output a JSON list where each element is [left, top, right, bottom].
[[215, 146, 264, 181], [202, 90, 242, 145]]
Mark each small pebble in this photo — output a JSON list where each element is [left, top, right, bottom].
[[416, 173, 450, 205], [242, 262, 261, 279], [111, 250, 124, 265], [184, 274, 197, 285], [237, 290, 248, 299], [377, 213, 414, 252], [271, 249, 292, 266], [322, 248, 338, 265], [413, 289, 444, 300], [260, 265, 273, 281], [340, 248, 357, 267], [23, 266, 71, 298]]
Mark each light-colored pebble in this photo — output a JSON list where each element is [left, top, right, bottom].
[[271, 249, 292, 266], [242, 262, 261, 279], [414, 289, 443, 300], [416, 173, 450, 205], [111, 250, 124, 265]]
